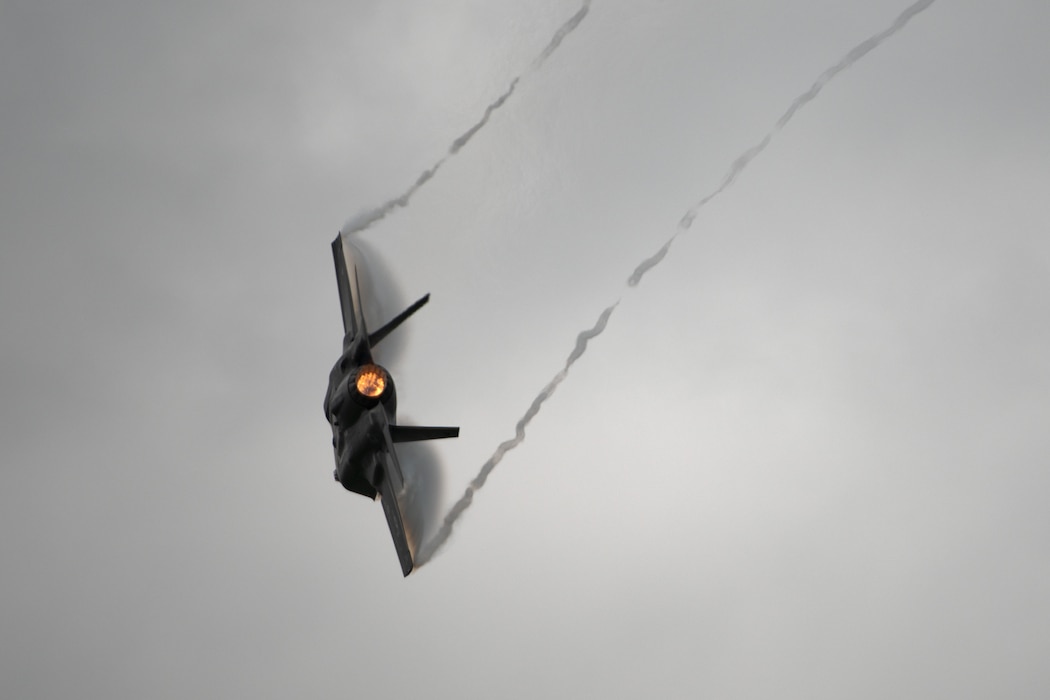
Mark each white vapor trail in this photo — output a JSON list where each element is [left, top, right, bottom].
[[628, 0, 937, 287], [417, 0, 938, 568], [344, 1, 592, 236], [414, 302, 618, 566]]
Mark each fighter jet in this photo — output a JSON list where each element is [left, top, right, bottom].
[[323, 233, 459, 576]]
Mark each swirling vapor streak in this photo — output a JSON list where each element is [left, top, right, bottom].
[[344, 1, 591, 236], [415, 302, 617, 566], [628, 0, 937, 287], [417, 0, 938, 570]]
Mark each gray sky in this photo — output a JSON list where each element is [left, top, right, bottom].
[[2, 1, 1049, 698]]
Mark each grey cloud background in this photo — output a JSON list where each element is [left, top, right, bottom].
[[2, 1, 1048, 698]]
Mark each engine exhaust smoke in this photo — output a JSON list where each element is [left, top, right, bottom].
[[418, 0, 938, 569], [414, 301, 617, 566], [344, 1, 592, 236]]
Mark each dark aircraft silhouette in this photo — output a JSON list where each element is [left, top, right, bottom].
[[323, 233, 459, 576]]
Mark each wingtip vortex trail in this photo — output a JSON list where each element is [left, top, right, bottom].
[[415, 301, 619, 566], [343, 1, 592, 236], [626, 0, 937, 288], [416, 0, 940, 568]]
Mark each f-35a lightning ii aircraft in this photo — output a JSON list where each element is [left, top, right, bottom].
[[323, 233, 459, 576]]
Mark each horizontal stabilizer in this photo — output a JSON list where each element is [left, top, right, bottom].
[[390, 425, 460, 443], [368, 294, 430, 349]]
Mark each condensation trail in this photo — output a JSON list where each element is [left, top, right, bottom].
[[417, 0, 938, 569], [628, 0, 937, 287], [415, 302, 617, 566], [344, 1, 592, 236]]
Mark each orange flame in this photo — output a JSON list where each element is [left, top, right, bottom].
[[355, 365, 387, 398]]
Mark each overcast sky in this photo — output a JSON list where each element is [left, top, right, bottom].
[[2, 1, 1049, 698]]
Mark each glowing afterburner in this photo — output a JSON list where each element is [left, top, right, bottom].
[[356, 365, 387, 399]]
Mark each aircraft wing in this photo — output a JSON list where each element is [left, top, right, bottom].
[[331, 233, 368, 341], [374, 418, 415, 576]]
